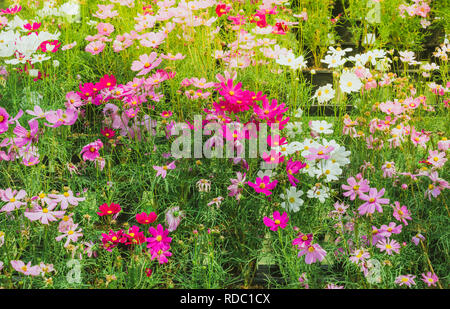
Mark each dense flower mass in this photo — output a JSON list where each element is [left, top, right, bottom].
[[0, 0, 447, 290]]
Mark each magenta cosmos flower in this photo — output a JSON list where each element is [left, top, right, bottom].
[[136, 211, 157, 224], [298, 243, 327, 264], [358, 187, 389, 216], [0, 107, 10, 134], [263, 211, 288, 231], [80, 139, 103, 161], [146, 224, 172, 252], [248, 176, 278, 196], [341, 176, 370, 200], [392, 201, 412, 226], [97, 203, 121, 216]]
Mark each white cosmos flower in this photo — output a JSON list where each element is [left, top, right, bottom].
[[313, 84, 335, 104], [280, 187, 304, 212], [285, 122, 303, 138], [321, 54, 346, 68], [317, 160, 342, 182], [307, 183, 330, 203], [339, 71, 362, 93], [310, 120, 333, 135]]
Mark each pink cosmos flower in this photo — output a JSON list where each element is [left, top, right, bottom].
[[358, 187, 389, 216], [427, 150, 447, 168], [421, 272, 439, 287], [263, 211, 288, 231], [379, 222, 402, 238], [85, 41, 106, 55], [55, 223, 83, 247], [248, 176, 278, 196], [298, 243, 327, 264], [44, 108, 78, 127], [131, 53, 162, 76], [392, 202, 412, 226], [24, 202, 65, 225], [381, 161, 396, 178], [376, 238, 401, 255], [80, 139, 103, 161], [349, 248, 370, 264], [341, 176, 370, 200], [0, 107, 10, 134], [1, 188, 27, 212], [153, 161, 176, 178], [48, 190, 85, 210], [285, 158, 307, 186], [227, 172, 246, 200], [304, 146, 334, 161], [10, 260, 41, 276], [292, 233, 313, 249], [150, 247, 172, 264], [412, 233, 425, 246], [97, 23, 114, 36], [395, 275, 416, 287]]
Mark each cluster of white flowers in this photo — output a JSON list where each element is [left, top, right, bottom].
[[0, 29, 60, 65], [276, 51, 307, 70], [36, 1, 80, 21], [312, 84, 335, 104]]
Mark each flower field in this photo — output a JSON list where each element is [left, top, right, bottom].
[[0, 0, 448, 290]]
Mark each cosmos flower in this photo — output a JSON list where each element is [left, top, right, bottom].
[[263, 211, 288, 231]]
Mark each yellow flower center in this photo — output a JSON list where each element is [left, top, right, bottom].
[[9, 198, 16, 202], [68, 230, 74, 235], [63, 192, 70, 197], [274, 219, 280, 225], [369, 198, 375, 203], [42, 208, 48, 213], [156, 235, 162, 241], [308, 246, 315, 252], [289, 197, 295, 203]]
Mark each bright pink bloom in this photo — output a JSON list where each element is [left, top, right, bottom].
[[146, 224, 172, 252], [97, 203, 121, 216], [136, 211, 157, 224], [263, 211, 288, 231], [248, 176, 278, 196], [80, 139, 103, 161]]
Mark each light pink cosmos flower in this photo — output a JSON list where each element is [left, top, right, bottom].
[[44, 108, 78, 128], [421, 272, 439, 287], [11, 260, 41, 276], [376, 238, 400, 255], [24, 202, 65, 225], [412, 233, 425, 246], [227, 172, 246, 200], [97, 22, 114, 36], [427, 150, 447, 168], [395, 275, 416, 287], [298, 243, 327, 264], [379, 222, 402, 238], [304, 146, 334, 161], [207, 196, 224, 208], [0, 188, 27, 212], [349, 248, 370, 264], [55, 223, 83, 247], [358, 187, 389, 216], [153, 161, 176, 178], [39, 262, 55, 275], [131, 53, 162, 76], [48, 190, 86, 210], [381, 161, 396, 178], [85, 41, 106, 55]]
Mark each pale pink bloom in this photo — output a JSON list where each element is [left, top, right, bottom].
[[85, 41, 106, 55], [39, 262, 55, 275], [160, 53, 185, 61], [376, 238, 401, 255], [153, 161, 176, 178], [381, 161, 396, 178], [48, 190, 85, 210], [24, 202, 65, 224], [427, 150, 447, 168], [131, 53, 162, 76], [97, 22, 114, 36], [165, 206, 185, 232], [61, 41, 77, 51], [55, 223, 83, 247], [1, 188, 27, 212], [392, 201, 412, 226], [207, 196, 224, 208], [395, 274, 416, 287], [11, 260, 41, 276], [298, 243, 327, 264], [341, 176, 370, 200], [379, 222, 402, 238]]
